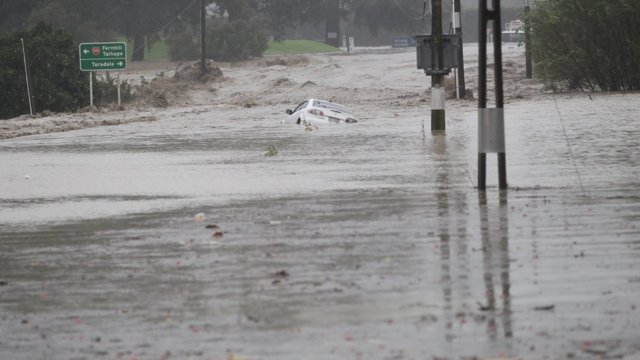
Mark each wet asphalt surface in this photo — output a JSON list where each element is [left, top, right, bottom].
[[1, 90, 640, 359]]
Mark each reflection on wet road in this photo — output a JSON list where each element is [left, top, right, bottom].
[[1, 94, 640, 359]]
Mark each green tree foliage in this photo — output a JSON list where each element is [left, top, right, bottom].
[[27, 0, 114, 42], [350, 0, 427, 34], [530, 0, 640, 91], [166, 31, 199, 61], [0, 0, 40, 31], [259, 0, 311, 40], [111, 0, 197, 61], [167, 0, 268, 61], [93, 73, 134, 106], [206, 16, 268, 61], [0, 23, 88, 119]]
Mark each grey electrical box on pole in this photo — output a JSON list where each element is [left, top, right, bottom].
[[415, 34, 458, 75]]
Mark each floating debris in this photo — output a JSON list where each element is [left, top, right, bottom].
[[273, 270, 289, 278], [193, 213, 206, 222], [264, 145, 279, 157]]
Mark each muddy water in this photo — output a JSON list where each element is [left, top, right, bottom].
[[2, 73, 640, 358]]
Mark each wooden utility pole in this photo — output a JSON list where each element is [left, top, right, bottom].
[[200, 0, 207, 77], [453, 0, 466, 98], [524, 0, 532, 79], [431, 0, 445, 132]]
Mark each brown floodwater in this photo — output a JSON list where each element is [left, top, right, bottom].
[[1, 53, 640, 360]]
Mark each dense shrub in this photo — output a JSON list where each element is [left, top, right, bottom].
[[167, 31, 199, 61], [206, 16, 268, 61], [167, 16, 268, 63], [93, 73, 134, 106], [0, 23, 88, 119], [529, 0, 640, 91]]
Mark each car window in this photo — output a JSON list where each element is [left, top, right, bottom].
[[293, 101, 308, 113], [314, 100, 350, 113]]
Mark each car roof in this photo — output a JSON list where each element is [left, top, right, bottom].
[[311, 99, 351, 112]]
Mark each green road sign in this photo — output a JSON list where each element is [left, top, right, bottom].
[[79, 42, 127, 71]]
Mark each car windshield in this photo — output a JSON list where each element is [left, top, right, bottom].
[[314, 100, 351, 114]]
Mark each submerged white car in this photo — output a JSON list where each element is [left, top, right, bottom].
[[283, 99, 358, 125]]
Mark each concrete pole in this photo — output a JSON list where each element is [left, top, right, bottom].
[[200, 0, 206, 77], [453, 0, 466, 98], [431, 0, 445, 132], [524, 0, 532, 79]]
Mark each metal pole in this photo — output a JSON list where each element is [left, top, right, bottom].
[[431, 0, 445, 132], [117, 73, 121, 106], [453, 0, 466, 98], [493, 0, 507, 190], [200, 0, 206, 77], [478, 0, 487, 189], [20, 35, 34, 116], [478, 0, 507, 191], [90, 72, 94, 108], [524, 0, 532, 79]]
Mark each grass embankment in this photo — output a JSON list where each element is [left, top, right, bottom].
[[121, 39, 170, 61], [264, 40, 340, 55]]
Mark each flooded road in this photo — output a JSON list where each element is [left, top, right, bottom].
[[1, 48, 640, 359]]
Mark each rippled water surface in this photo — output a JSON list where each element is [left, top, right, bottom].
[[1, 92, 640, 359]]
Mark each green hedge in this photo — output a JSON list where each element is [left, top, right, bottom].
[[530, 0, 640, 91], [0, 23, 87, 119]]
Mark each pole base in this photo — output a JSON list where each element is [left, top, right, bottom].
[[431, 110, 446, 132]]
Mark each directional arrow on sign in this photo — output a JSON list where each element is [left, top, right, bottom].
[[79, 42, 127, 71]]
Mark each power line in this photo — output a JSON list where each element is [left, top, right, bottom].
[[393, 0, 430, 21], [131, 0, 200, 58], [553, 96, 587, 197]]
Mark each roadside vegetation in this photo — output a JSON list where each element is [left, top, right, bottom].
[[264, 40, 340, 55], [0, 24, 133, 119], [2, 0, 639, 119], [529, 0, 640, 91]]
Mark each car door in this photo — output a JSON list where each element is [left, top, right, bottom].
[[285, 101, 308, 124]]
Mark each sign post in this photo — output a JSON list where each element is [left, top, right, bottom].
[[79, 42, 127, 107]]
